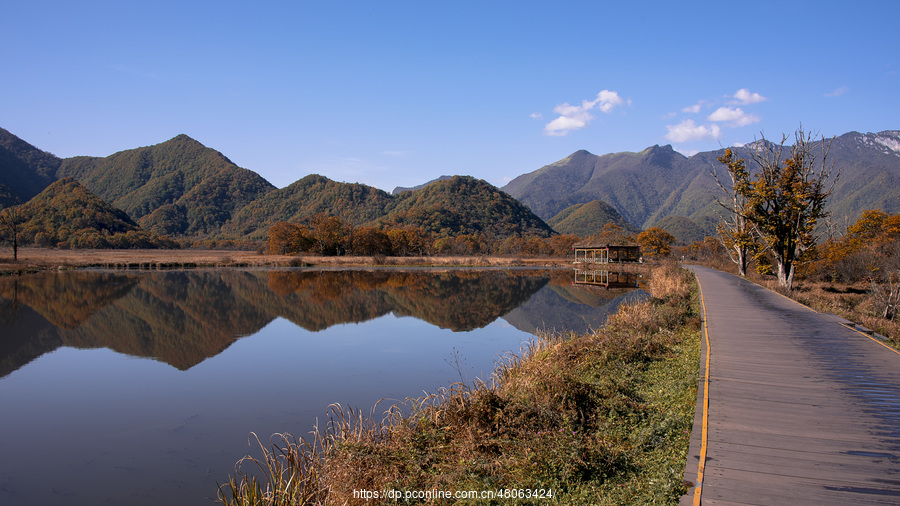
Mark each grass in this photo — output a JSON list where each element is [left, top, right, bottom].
[[218, 262, 701, 505], [763, 278, 900, 345], [691, 254, 900, 345], [0, 247, 572, 274]]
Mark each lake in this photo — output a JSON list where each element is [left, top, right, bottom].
[[0, 267, 643, 505]]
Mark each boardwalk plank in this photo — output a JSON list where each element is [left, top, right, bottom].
[[681, 266, 900, 505]]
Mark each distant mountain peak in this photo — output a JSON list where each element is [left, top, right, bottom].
[[640, 144, 676, 153], [392, 175, 454, 195], [857, 131, 900, 156], [503, 129, 900, 237], [162, 133, 205, 148]]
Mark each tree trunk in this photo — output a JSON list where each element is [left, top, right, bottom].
[[776, 260, 794, 291], [736, 246, 748, 277]]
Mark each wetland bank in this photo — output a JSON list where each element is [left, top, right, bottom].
[[0, 264, 698, 505]]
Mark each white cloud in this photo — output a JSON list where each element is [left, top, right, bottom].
[[732, 88, 767, 105], [544, 89, 624, 136], [683, 104, 701, 114], [707, 106, 760, 127], [682, 100, 707, 114], [825, 86, 849, 97], [530, 112, 543, 119], [664, 120, 721, 142], [593, 90, 624, 112]]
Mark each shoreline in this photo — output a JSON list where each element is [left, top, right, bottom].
[[0, 247, 575, 273], [220, 263, 701, 504]]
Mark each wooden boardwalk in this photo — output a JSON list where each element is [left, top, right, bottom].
[[681, 266, 900, 505]]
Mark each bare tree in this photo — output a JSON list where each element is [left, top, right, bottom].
[[711, 148, 756, 277], [717, 128, 839, 290]]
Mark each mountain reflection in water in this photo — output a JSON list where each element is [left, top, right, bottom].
[[0, 268, 643, 506], [0, 269, 644, 377]]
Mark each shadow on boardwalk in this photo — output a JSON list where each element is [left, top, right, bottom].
[[682, 266, 900, 506]]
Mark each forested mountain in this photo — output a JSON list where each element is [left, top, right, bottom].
[[546, 200, 639, 237], [224, 175, 553, 239], [1, 129, 550, 243], [503, 146, 701, 227], [55, 134, 276, 236], [392, 175, 453, 195], [2, 126, 898, 247], [221, 174, 395, 237], [652, 215, 712, 245], [379, 176, 555, 237], [0, 127, 60, 206], [13, 178, 172, 248], [504, 130, 900, 238]]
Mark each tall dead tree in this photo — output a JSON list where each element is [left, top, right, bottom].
[[716, 128, 839, 290], [711, 148, 756, 277]]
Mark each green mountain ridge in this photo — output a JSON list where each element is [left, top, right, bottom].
[[0, 127, 60, 207], [13, 178, 171, 248], [55, 134, 277, 236], [378, 175, 554, 237], [0, 129, 553, 243], [392, 175, 454, 195], [547, 200, 640, 237], [504, 131, 900, 238], [1, 127, 898, 246], [221, 174, 395, 237]]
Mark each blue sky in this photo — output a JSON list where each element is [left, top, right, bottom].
[[2, 0, 897, 192]]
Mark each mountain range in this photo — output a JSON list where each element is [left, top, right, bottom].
[[503, 131, 900, 239], [2, 126, 898, 245]]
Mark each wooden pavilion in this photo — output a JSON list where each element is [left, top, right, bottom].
[[573, 244, 642, 264]]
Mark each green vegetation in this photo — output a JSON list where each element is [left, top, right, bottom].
[[222, 174, 394, 238], [260, 177, 563, 257], [219, 263, 701, 505], [380, 176, 554, 238], [2, 126, 898, 259], [11, 178, 175, 249], [503, 130, 900, 238], [651, 215, 709, 245], [547, 200, 638, 237], [0, 127, 59, 206], [55, 134, 276, 236]]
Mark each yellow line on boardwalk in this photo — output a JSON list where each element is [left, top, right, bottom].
[[842, 324, 900, 357], [764, 278, 900, 357], [693, 275, 711, 506]]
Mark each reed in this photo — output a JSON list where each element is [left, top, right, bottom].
[[219, 263, 701, 505]]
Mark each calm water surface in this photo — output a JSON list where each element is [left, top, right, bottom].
[[0, 268, 643, 505]]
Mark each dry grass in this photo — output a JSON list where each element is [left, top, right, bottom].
[[648, 261, 694, 300], [688, 256, 900, 344], [0, 247, 572, 273], [765, 278, 900, 344], [218, 263, 701, 505]]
